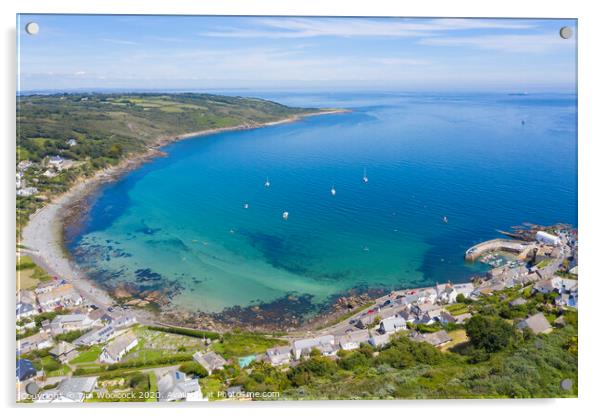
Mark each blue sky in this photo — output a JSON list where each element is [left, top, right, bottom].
[[17, 15, 577, 92]]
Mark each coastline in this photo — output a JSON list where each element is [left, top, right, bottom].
[[19, 108, 349, 318]]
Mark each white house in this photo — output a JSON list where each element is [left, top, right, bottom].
[[338, 330, 370, 351], [35, 377, 98, 403], [265, 346, 292, 366], [99, 331, 138, 364], [379, 316, 407, 334], [157, 370, 205, 402], [536, 231, 561, 246], [50, 314, 95, 335], [368, 333, 390, 348], [193, 351, 227, 375], [292, 335, 335, 359]]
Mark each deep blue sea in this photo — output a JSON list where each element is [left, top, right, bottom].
[[68, 91, 577, 314]]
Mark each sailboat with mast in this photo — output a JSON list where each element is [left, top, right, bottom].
[[362, 168, 368, 184], [264, 177, 270, 188]]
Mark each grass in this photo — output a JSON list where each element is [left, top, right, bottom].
[[146, 372, 158, 402], [200, 377, 224, 401], [536, 258, 553, 268], [212, 332, 288, 359], [47, 364, 71, 377], [124, 326, 205, 362], [445, 303, 471, 316], [70, 345, 103, 364], [440, 329, 469, 352]]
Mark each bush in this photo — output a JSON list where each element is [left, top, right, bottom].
[[465, 315, 514, 353], [178, 361, 208, 378], [338, 351, 369, 370]]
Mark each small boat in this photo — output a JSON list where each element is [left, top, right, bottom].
[[362, 168, 368, 184], [330, 186, 336, 196], [264, 177, 270, 188], [282, 211, 289, 220], [243, 203, 249, 209], [443, 216, 448, 224]]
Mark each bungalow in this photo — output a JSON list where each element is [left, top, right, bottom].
[[99, 331, 138, 364], [16, 302, 38, 320], [517, 313, 553, 335], [109, 313, 137, 329], [74, 325, 116, 346], [414, 305, 445, 325], [315, 342, 338, 357], [338, 330, 370, 351], [50, 313, 95, 335], [435, 283, 458, 304], [49, 341, 78, 363], [193, 351, 227, 375], [158, 370, 205, 402], [292, 335, 335, 359], [368, 333, 390, 348], [18, 331, 54, 355], [48, 155, 64, 169], [379, 316, 407, 334], [412, 330, 452, 347], [265, 346, 292, 366], [532, 277, 578, 295], [36, 377, 98, 403]]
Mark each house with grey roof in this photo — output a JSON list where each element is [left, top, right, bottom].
[[509, 297, 528, 307], [74, 324, 116, 346], [412, 330, 452, 347], [368, 333, 390, 348], [99, 331, 138, 364], [379, 315, 407, 334], [193, 351, 227, 374], [517, 313, 553, 335], [292, 335, 335, 359], [16, 302, 38, 319], [158, 370, 205, 402], [266, 346, 292, 366], [17, 331, 54, 355], [49, 341, 79, 363], [338, 330, 370, 351], [35, 377, 98, 403], [50, 313, 96, 335]]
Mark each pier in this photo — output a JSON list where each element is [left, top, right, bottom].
[[465, 238, 535, 261]]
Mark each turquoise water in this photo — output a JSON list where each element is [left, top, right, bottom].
[[68, 91, 577, 315]]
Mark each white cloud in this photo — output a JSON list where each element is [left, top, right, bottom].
[[419, 34, 574, 53], [200, 18, 536, 38]]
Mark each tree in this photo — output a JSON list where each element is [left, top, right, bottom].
[[465, 315, 514, 353]]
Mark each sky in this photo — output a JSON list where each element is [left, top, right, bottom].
[[17, 15, 577, 92]]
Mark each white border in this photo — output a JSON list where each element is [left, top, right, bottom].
[[2, 1, 600, 415]]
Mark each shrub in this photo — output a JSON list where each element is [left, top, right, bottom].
[[465, 315, 514, 353]]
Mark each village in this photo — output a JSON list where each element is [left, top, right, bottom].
[[16, 225, 578, 402]]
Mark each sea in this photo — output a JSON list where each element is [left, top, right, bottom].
[[66, 91, 578, 316]]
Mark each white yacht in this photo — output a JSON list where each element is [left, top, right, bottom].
[[282, 211, 289, 220], [330, 186, 336, 196], [264, 177, 270, 188], [362, 168, 368, 184]]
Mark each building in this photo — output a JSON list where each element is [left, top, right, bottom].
[[49, 341, 79, 363], [536, 231, 561, 246], [292, 335, 335, 359], [37, 283, 83, 312], [99, 331, 138, 364], [74, 325, 116, 346], [157, 370, 205, 402], [16, 302, 38, 319], [17, 332, 54, 355], [338, 330, 370, 351], [35, 377, 98, 403], [517, 313, 553, 335], [50, 313, 96, 335], [193, 351, 227, 375], [368, 333, 390, 348], [16, 359, 37, 382], [379, 316, 407, 334], [17, 187, 38, 197], [265, 346, 292, 366], [412, 330, 452, 347]]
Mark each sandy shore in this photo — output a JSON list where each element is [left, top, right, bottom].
[[19, 109, 348, 314]]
